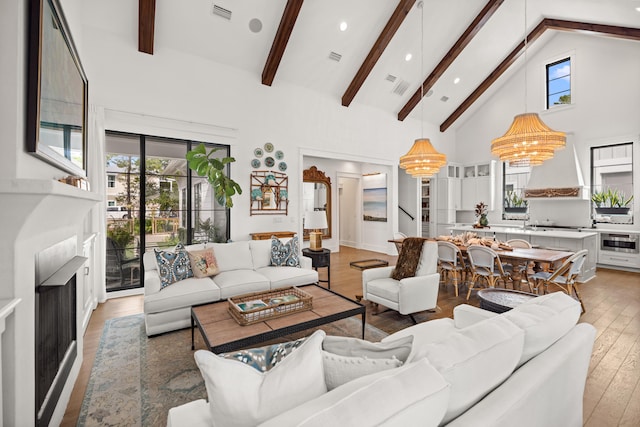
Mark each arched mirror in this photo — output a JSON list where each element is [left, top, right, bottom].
[[303, 166, 331, 241]]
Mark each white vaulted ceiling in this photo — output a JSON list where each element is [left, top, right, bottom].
[[81, 0, 640, 131]]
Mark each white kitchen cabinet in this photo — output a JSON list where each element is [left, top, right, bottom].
[[461, 161, 495, 211], [436, 177, 461, 223]]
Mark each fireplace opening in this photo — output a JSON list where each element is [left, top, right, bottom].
[[34, 238, 85, 427]]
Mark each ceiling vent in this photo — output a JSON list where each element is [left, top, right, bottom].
[[385, 74, 397, 83], [212, 4, 232, 20], [392, 80, 410, 96], [440, 96, 449, 102], [328, 51, 342, 62]]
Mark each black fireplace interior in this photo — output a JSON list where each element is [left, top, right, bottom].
[[34, 237, 85, 427]]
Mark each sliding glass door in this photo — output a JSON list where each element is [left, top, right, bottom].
[[105, 131, 230, 292]]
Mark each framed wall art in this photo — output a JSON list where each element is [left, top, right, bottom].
[[363, 173, 387, 222], [26, 0, 89, 177]]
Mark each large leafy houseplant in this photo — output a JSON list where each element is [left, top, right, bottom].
[[186, 144, 242, 208]]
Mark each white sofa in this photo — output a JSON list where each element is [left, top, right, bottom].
[[143, 239, 318, 336], [167, 292, 596, 426]]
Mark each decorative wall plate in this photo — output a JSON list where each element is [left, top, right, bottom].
[[278, 161, 287, 171], [254, 148, 263, 157], [275, 150, 284, 160], [265, 156, 275, 167], [264, 143, 274, 153], [251, 159, 261, 168]]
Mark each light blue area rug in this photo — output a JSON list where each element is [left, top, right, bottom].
[[78, 313, 387, 426]]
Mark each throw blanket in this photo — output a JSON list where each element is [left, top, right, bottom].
[[391, 238, 425, 280]]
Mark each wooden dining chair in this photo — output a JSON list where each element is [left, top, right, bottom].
[[504, 239, 534, 292], [465, 245, 512, 300], [437, 241, 467, 297], [530, 250, 588, 313]]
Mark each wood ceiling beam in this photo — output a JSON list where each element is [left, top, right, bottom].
[[262, 0, 304, 86], [440, 19, 640, 132], [397, 0, 505, 121], [138, 0, 156, 54], [341, 0, 416, 107]]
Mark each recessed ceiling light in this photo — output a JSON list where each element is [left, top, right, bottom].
[[453, 77, 461, 84], [339, 21, 348, 31], [636, 6, 640, 12], [405, 53, 412, 61], [249, 18, 262, 33]]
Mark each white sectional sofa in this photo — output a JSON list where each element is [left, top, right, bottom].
[[168, 292, 596, 426], [143, 239, 318, 336]]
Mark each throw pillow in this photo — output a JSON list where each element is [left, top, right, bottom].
[[391, 238, 425, 280], [194, 330, 327, 427], [322, 352, 402, 391], [270, 235, 301, 267], [321, 335, 413, 390], [154, 243, 193, 289], [221, 336, 307, 372], [187, 247, 219, 278]]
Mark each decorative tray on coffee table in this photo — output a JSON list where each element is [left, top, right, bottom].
[[228, 286, 313, 326]]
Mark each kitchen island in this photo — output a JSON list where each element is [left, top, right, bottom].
[[447, 225, 597, 282]]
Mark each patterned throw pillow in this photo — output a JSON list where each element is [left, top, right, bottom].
[[270, 235, 301, 267], [154, 243, 193, 289], [187, 248, 219, 278], [221, 337, 307, 372]]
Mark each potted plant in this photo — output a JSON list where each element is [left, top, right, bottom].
[[504, 190, 528, 213], [186, 143, 242, 208], [474, 201, 489, 228], [592, 188, 633, 215]]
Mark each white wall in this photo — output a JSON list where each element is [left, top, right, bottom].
[[80, 23, 455, 243], [454, 32, 640, 229]]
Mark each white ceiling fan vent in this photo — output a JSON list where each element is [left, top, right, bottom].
[[440, 95, 449, 102], [328, 51, 342, 62], [385, 74, 397, 82], [212, 4, 232, 20], [392, 80, 410, 96]]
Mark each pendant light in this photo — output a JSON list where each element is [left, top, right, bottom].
[[400, 1, 446, 178], [490, 0, 565, 167]]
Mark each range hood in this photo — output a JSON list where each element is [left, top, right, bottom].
[[524, 142, 589, 199]]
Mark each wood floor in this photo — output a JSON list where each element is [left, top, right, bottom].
[[62, 246, 640, 426]]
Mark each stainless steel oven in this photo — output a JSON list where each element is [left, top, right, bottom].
[[600, 233, 639, 254]]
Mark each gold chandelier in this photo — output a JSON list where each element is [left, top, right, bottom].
[[491, 0, 565, 167], [400, 1, 446, 178], [491, 113, 566, 166], [400, 138, 447, 177]]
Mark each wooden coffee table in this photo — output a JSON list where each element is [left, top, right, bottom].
[[191, 284, 366, 353]]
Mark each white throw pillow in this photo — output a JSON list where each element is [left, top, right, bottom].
[[421, 316, 524, 424], [194, 330, 327, 427], [503, 291, 581, 367], [321, 335, 412, 390]]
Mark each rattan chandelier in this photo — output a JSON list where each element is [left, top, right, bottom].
[[400, 138, 447, 177], [490, 0, 565, 167], [491, 113, 566, 166], [399, 2, 446, 178]]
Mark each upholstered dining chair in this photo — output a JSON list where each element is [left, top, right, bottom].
[[530, 249, 588, 313], [437, 241, 467, 297], [465, 245, 512, 300], [362, 239, 439, 324]]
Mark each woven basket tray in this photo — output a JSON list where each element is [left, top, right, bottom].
[[228, 286, 313, 326]]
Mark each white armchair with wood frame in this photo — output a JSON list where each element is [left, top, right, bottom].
[[362, 240, 440, 324]]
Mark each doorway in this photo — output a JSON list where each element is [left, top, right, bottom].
[[338, 175, 361, 248]]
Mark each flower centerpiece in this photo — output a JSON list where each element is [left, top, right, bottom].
[[474, 201, 489, 228]]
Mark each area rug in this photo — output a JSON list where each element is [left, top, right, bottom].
[[77, 314, 388, 426]]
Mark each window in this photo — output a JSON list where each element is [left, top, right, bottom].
[[105, 131, 231, 292], [107, 174, 116, 188], [546, 57, 571, 108], [503, 163, 531, 220], [591, 143, 634, 224]]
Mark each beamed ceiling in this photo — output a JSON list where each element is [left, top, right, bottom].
[[119, 0, 640, 131]]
